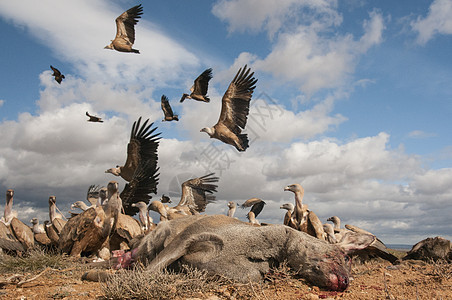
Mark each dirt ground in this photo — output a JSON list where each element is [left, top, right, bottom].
[[1, 258, 451, 299]]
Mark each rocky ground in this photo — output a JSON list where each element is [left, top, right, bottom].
[[0, 252, 450, 300]]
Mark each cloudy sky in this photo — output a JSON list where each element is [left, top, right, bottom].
[[0, 0, 451, 245]]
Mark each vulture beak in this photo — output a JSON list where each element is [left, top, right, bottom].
[[284, 186, 291, 191]]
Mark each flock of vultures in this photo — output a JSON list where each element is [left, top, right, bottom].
[[1, 3, 451, 292]]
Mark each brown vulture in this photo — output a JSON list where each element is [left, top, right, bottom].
[[104, 4, 143, 53], [161, 95, 179, 121], [180, 68, 213, 103], [50, 65, 65, 84], [200, 65, 257, 152], [149, 173, 219, 220], [86, 112, 103, 122], [105, 117, 160, 182]]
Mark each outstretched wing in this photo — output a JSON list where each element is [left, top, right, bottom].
[[115, 4, 143, 44], [122, 117, 161, 181], [250, 200, 266, 218], [192, 68, 212, 96], [120, 160, 159, 216], [217, 65, 257, 134], [86, 184, 101, 206], [161, 95, 174, 118], [178, 173, 219, 213], [50, 65, 61, 76]]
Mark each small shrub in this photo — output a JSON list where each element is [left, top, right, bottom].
[[0, 249, 70, 273]]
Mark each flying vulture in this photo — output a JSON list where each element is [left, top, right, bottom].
[[105, 117, 160, 182], [50, 65, 65, 84], [104, 4, 143, 53], [86, 112, 104, 122], [180, 68, 213, 103], [241, 197, 266, 225], [161, 95, 179, 121], [200, 65, 257, 152]]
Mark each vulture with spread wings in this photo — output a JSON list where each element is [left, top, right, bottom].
[[104, 4, 143, 53], [86, 112, 103, 123], [105, 117, 160, 182], [174, 173, 219, 214], [200, 65, 257, 152], [180, 68, 212, 103], [241, 198, 266, 225], [50, 65, 65, 84], [161, 95, 179, 121]]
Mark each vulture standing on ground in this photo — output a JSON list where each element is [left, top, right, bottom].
[[284, 184, 325, 240], [104, 4, 143, 53], [280, 203, 297, 229], [149, 173, 219, 221], [10, 217, 35, 250], [0, 220, 25, 252], [105, 117, 160, 183], [86, 112, 103, 122], [50, 65, 65, 84], [161, 95, 179, 121], [1, 189, 17, 226], [227, 201, 237, 218], [180, 68, 213, 103], [31, 218, 52, 248], [200, 65, 257, 152], [241, 198, 266, 225]]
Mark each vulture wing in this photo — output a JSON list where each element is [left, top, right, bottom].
[[161, 95, 174, 118], [115, 4, 143, 45], [86, 184, 101, 206], [120, 160, 159, 216], [250, 200, 266, 218], [178, 173, 219, 213], [192, 68, 212, 96], [217, 65, 257, 134], [121, 117, 161, 182], [50, 65, 61, 76]]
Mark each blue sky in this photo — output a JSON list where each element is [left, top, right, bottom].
[[0, 0, 451, 244]]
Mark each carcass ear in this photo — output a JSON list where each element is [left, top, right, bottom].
[[337, 232, 375, 254]]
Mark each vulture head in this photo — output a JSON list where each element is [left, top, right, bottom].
[[131, 202, 147, 210], [280, 203, 294, 212], [327, 216, 340, 225], [6, 189, 14, 201], [30, 218, 39, 225], [200, 127, 215, 137], [71, 201, 88, 210], [107, 181, 119, 196], [48, 196, 57, 206], [227, 201, 237, 209], [284, 184, 304, 194], [148, 200, 167, 219], [105, 166, 121, 176]]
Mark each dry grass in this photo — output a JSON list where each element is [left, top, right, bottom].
[[0, 249, 71, 273]]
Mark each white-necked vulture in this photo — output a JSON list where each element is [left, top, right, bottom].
[[280, 203, 297, 229], [200, 65, 257, 152], [180, 68, 212, 103], [104, 4, 143, 53], [161, 95, 179, 121], [50, 65, 65, 84], [86, 112, 103, 122], [227, 201, 237, 218], [1, 189, 17, 226], [105, 117, 160, 183]]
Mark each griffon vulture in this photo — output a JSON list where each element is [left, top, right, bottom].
[[241, 198, 266, 225], [284, 184, 325, 240], [104, 4, 143, 53], [105, 117, 160, 183], [280, 203, 297, 229], [50, 65, 65, 84], [227, 201, 237, 218], [1, 189, 17, 226], [161, 95, 179, 121], [0, 221, 25, 252], [180, 68, 212, 103], [86, 112, 103, 122], [149, 173, 219, 220], [200, 65, 257, 152]]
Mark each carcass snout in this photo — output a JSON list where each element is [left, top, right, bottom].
[[328, 272, 349, 291]]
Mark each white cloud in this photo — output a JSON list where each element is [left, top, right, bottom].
[[212, 0, 341, 38], [411, 0, 452, 45], [407, 130, 437, 139], [253, 10, 384, 95]]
